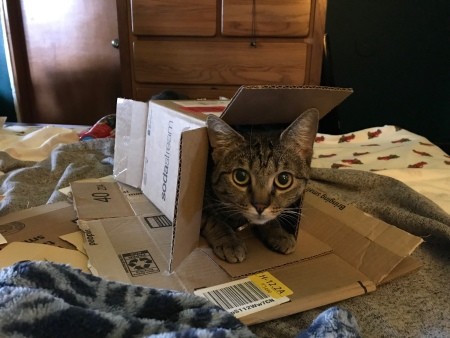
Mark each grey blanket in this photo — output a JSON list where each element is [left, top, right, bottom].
[[0, 139, 449, 337]]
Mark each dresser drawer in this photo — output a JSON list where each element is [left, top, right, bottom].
[[222, 0, 311, 37], [133, 40, 308, 85], [131, 0, 216, 36]]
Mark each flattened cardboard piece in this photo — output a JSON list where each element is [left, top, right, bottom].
[[240, 254, 376, 325], [200, 229, 332, 278], [72, 181, 165, 221], [113, 98, 149, 188], [71, 181, 135, 220], [141, 102, 206, 221], [170, 128, 209, 271], [0, 241, 89, 272], [78, 216, 181, 288], [0, 202, 79, 250], [301, 188, 423, 285], [76, 205, 379, 326], [60, 231, 86, 254], [78, 214, 231, 291], [75, 184, 421, 326], [220, 85, 353, 125]]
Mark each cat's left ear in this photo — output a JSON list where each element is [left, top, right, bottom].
[[206, 114, 245, 162], [280, 108, 319, 161]]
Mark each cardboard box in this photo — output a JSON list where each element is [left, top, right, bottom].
[[113, 85, 356, 270], [74, 86, 423, 324]]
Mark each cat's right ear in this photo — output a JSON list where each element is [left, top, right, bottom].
[[206, 115, 245, 160]]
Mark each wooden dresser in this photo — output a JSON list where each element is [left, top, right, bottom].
[[116, 0, 327, 101]]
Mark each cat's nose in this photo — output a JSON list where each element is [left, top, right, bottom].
[[253, 203, 268, 215]]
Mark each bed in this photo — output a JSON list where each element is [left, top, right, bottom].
[[0, 116, 449, 337]]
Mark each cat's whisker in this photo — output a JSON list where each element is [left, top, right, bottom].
[[278, 209, 301, 220], [207, 202, 247, 220]]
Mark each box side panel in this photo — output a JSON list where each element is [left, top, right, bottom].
[[170, 128, 209, 271], [141, 103, 205, 220], [113, 98, 148, 188]]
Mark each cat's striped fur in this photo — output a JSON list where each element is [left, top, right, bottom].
[[202, 109, 319, 263]]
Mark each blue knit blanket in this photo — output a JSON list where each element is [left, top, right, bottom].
[[0, 261, 360, 338]]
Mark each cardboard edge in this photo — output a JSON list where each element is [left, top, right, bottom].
[[198, 248, 334, 280], [113, 98, 149, 188], [241, 280, 375, 326], [379, 255, 422, 285], [0, 201, 72, 224], [220, 85, 353, 125], [169, 127, 209, 271], [300, 190, 423, 285]]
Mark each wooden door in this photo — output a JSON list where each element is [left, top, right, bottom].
[[3, 0, 121, 125]]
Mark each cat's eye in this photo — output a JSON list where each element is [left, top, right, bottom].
[[232, 169, 250, 186], [274, 172, 293, 189]]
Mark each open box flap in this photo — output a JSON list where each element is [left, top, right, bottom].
[[71, 181, 136, 220], [301, 188, 423, 285], [220, 85, 353, 125], [170, 128, 209, 271]]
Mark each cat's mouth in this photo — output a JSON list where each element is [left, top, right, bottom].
[[245, 213, 276, 225]]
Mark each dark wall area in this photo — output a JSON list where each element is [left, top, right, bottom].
[[324, 0, 450, 153]]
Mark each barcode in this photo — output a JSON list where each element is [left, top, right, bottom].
[[195, 274, 291, 318], [201, 280, 270, 310]]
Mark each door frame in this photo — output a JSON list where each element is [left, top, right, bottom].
[[1, 0, 34, 122]]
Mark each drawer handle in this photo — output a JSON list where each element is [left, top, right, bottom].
[[111, 38, 120, 49]]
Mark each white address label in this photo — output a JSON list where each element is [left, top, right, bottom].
[[194, 273, 291, 318]]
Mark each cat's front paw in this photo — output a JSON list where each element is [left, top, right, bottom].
[[266, 232, 296, 254], [213, 240, 247, 263], [256, 224, 297, 255]]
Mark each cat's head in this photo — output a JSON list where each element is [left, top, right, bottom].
[[206, 109, 319, 225]]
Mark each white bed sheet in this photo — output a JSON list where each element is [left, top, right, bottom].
[[312, 125, 450, 214], [0, 124, 81, 162]]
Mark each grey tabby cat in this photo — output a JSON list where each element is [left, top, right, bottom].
[[202, 108, 319, 263]]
